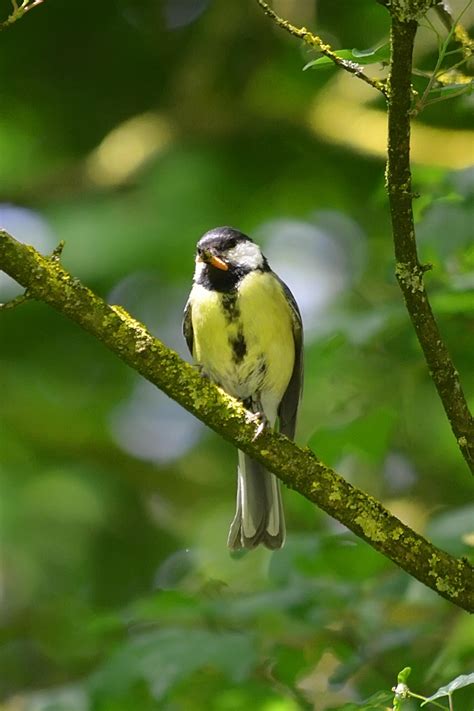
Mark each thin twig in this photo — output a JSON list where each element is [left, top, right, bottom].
[[22, 0, 44, 12], [408, 689, 453, 711], [434, 0, 474, 57], [407, 690, 449, 710], [446, 52, 473, 70], [412, 16, 455, 114], [412, 0, 473, 115], [0, 290, 29, 310], [51, 239, 65, 262], [255, 0, 388, 97], [0, 0, 44, 31]]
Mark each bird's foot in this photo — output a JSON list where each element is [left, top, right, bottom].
[[244, 409, 269, 441]]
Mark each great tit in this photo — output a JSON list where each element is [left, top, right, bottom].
[[183, 226, 303, 550]]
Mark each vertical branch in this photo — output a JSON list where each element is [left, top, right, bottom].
[[386, 16, 474, 473]]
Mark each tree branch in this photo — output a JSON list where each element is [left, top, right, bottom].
[[256, 0, 388, 97], [0, 289, 29, 310], [386, 15, 474, 474], [1, 229, 473, 612], [0, 0, 44, 31]]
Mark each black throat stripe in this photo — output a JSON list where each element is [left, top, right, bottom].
[[197, 265, 247, 293]]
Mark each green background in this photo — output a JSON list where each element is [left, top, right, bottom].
[[0, 0, 473, 709]]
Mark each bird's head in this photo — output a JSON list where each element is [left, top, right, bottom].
[[195, 227, 267, 280]]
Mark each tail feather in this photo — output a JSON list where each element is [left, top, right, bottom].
[[227, 450, 285, 550]]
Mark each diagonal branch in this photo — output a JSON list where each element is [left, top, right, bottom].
[[256, 0, 388, 97], [386, 16, 474, 474], [1, 229, 473, 612]]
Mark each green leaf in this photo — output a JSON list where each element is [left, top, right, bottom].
[[304, 50, 355, 70], [329, 690, 394, 710], [89, 627, 258, 700], [303, 44, 389, 71], [429, 82, 473, 96], [421, 673, 474, 704], [352, 45, 390, 61]]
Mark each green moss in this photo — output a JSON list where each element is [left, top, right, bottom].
[[328, 486, 342, 502], [434, 576, 460, 597], [427, 555, 461, 597], [392, 527, 404, 541], [354, 514, 387, 543]]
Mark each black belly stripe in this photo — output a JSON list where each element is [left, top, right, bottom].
[[230, 330, 247, 363], [220, 291, 247, 362]]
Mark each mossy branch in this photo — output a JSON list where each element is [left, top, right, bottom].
[[1, 229, 473, 612], [386, 14, 474, 474]]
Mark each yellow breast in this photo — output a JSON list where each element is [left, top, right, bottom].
[[190, 272, 295, 405]]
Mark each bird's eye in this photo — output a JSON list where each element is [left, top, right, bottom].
[[226, 239, 237, 250]]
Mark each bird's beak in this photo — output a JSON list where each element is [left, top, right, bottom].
[[198, 250, 229, 271]]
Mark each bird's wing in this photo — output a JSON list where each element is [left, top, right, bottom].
[[276, 276, 303, 440], [182, 297, 194, 356]]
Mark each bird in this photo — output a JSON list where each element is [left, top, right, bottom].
[[183, 226, 303, 550]]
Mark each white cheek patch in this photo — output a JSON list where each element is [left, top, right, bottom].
[[193, 258, 206, 280], [226, 241, 264, 270]]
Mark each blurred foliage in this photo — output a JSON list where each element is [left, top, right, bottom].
[[0, 0, 473, 709]]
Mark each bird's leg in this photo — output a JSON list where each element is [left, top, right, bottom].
[[243, 395, 269, 441]]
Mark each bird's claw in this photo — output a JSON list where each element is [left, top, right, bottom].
[[245, 410, 269, 441]]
